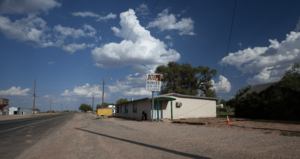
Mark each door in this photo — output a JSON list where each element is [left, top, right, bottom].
[[154, 101, 162, 119]]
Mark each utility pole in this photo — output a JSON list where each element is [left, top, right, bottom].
[[33, 78, 37, 116], [50, 100, 52, 115], [61, 104, 62, 112], [102, 78, 104, 108], [102, 77, 111, 109], [92, 95, 94, 114]]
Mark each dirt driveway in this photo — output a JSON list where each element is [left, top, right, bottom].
[[16, 114, 300, 159]]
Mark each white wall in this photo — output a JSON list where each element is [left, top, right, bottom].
[[164, 96, 216, 119], [9, 107, 18, 115]]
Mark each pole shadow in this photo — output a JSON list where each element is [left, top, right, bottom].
[[75, 128, 210, 159]]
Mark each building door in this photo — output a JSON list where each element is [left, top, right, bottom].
[[14, 111, 17, 115], [154, 101, 162, 119]]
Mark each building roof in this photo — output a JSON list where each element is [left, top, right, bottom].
[[241, 82, 276, 98], [115, 93, 218, 106]]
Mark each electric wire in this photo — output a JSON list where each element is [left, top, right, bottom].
[[217, 0, 237, 98]]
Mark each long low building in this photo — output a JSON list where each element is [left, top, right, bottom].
[[115, 93, 217, 121], [8, 107, 40, 115]]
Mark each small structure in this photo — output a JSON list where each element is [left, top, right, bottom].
[[107, 105, 116, 113], [115, 93, 217, 121], [1, 97, 9, 115], [97, 108, 113, 116]]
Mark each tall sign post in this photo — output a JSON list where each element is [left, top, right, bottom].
[[146, 74, 162, 122]]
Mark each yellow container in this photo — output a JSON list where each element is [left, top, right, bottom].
[[97, 109, 113, 116]]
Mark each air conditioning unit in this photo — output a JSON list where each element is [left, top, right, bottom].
[[176, 102, 182, 107]]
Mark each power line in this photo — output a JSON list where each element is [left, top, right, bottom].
[[217, 0, 237, 98]]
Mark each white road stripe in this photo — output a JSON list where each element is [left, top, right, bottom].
[[0, 115, 69, 133]]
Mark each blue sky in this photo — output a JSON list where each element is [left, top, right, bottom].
[[1, 0, 300, 111]]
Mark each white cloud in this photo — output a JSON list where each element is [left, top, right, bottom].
[[0, 86, 30, 96], [53, 24, 98, 48], [219, 30, 300, 85], [0, 0, 61, 15], [62, 43, 94, 54], [165, 35, 172, 39], [211, 75, 231, 93], [97, 13, 117, 21], [135, 4, 149, 17], [124, 87, 151, 96], [147, 8, 195, 35], [48, 61, 54, 65], [54, 25, 85, 39], [61, 83, 109, 99], [71, 11, 99, 17], [71, 11, 116, 21], [0, 15, 53, 47], [177, 10, 187, 17], [92, 9, 180, 70], [168, 42, 173, 47]]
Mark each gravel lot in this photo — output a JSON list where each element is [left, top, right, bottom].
[[17, 114, 300, 159]]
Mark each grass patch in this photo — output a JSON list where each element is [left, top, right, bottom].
[[264, 132, 272, 134], [280, 131, 300, 137], [217, 112, 234, 115]]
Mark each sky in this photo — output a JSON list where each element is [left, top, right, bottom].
[[1, 0, 300, 111]]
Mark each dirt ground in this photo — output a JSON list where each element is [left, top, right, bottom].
[[16, 114, 300, 159]]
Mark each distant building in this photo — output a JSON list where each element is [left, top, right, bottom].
[[108, 105, 116, 113]]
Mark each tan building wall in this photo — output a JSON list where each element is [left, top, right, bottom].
[[115, 95, 216, 121], [115, 100, 152, 120]]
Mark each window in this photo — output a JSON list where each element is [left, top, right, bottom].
[[116, 107, 119, 113], [120, 106, 122, 113], [125, 105, 128, 113], [133, 103, 137, 112]]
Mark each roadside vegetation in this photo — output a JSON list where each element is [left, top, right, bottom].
[[226, 62, 300, 120], [155, 62, 217, 97], [78, 104, 92, 112]]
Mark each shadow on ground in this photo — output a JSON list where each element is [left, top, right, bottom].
[[75, 128, 210, 159]]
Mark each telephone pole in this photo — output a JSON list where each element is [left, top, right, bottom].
[[102, 78, 104, 108], [61, 104, 62, 112], [92, 95, 94, 114], [49, 100, 52, 115], [32, 78, 37, 116]]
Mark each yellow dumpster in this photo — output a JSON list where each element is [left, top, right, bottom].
[[97, 108, 113, 116]]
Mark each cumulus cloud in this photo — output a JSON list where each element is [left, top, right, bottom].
[[0, 86, 30, 96], [92, 9, 180, 70], [48, 61, 54, 65], [0, 0, 61, 15], [0, 15, 53, 47], [61, 83, 109, 99], [71, 11, 116, 21], [165, 35, 172, 39], [147, 8, 195, 35], [53, 24, 98, 47], [219, 30, 300, 85], [135, 4, 149, 17], [62, 43, 94, 54], [211, 76, 231, 93]]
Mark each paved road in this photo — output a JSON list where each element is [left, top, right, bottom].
[[0, 114, 74, 159]]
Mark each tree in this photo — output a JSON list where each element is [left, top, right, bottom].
[[276, 62, 300, 91], [116, 98, 128, 104], [155, 62, 217, 96], [220, 99, 226, 107], [226, 85, 252, 108], [96, 102, 115, 109], [78, 104, 92, 112]]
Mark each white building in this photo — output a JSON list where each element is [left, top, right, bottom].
[[108, 105, 116, 113], [115, 93, 217, 121]]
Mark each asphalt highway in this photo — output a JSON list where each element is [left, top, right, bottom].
[[0, 113, 74, 159]]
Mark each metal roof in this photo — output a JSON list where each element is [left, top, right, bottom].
[[241, 82, 276, 98], [115, 93, 218, 106]]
